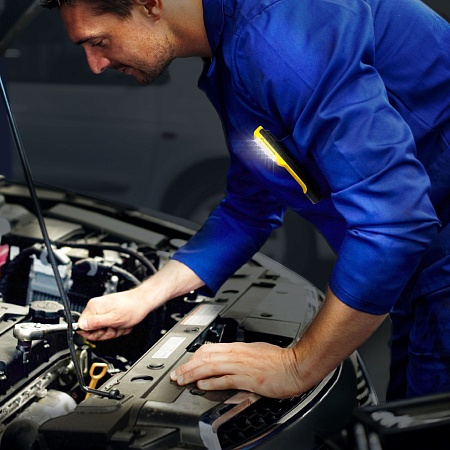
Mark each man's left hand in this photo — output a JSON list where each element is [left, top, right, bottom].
[[170, 342, 306, 398]]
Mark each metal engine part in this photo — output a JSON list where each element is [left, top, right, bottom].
[[0, 182, 377, 449]]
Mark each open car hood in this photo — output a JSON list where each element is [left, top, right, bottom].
[[0, 0, 40, 55]]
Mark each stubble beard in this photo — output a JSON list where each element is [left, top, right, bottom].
[[136, 57, 173, 85], [133, 34, 175, 86]]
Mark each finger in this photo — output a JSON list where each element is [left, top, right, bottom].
[[171, 357, 247, 386], [197, 374, 252, 392], [112, 327, 133, 338], [78, 326, 131, 341], [195, 342, 243, 355], [78, 313, 115, 332], [100, 327, 131, 340], [78, 328, 110, 341], [170, 343, 242, 379]]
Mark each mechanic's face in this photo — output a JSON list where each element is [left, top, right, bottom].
[[60, 2, 175, 85]]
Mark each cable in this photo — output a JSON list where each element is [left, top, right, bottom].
[[53, 241, 158, 275], [0, 75, 122, 400]]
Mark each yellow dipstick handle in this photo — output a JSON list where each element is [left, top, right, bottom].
[[85, 362, 108, 400]]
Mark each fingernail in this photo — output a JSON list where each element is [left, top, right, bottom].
[[78, 319, 87, 330], [170, 371, 177, 381]]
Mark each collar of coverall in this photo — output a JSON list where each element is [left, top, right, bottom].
[[202, 0, 224, 55]]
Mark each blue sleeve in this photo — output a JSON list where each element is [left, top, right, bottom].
[[234, 0, 440, 313], [173, 154, 285, 295]]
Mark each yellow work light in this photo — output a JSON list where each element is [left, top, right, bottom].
[[254, 126, 321, 204]]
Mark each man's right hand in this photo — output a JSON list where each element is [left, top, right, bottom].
[[77, 259, 205, 341], [77, 287, 150, 341]]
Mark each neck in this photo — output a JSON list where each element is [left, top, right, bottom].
[[167, 0, 212, 58]]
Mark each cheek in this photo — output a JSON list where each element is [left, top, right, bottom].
[[116, 40, 147, 64]]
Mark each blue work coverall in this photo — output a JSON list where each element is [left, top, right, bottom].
[[173, 0, 450, 400]]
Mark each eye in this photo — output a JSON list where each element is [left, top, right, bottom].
[[91, 40, 105, 48]]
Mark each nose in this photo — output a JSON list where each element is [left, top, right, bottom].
[[84, 48, 111, 74]]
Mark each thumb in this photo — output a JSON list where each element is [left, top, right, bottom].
[[78, 314, 109, 331]]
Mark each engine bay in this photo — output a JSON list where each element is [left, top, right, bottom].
[[0, 179, 375, 449]]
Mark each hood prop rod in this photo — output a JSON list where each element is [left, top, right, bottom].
[[0, 75, 123, 401]]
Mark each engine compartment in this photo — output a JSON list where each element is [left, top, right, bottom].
[[0, 178, 375, 449]]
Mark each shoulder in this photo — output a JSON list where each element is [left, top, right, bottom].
[[228, 0, 373, 91]]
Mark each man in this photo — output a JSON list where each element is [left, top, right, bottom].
[[41, 0, 449, 401]]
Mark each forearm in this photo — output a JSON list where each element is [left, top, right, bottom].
[[171, 285, 387, 398], [78, 259, 204, 339], [291, 287, 387, 390], [138, 259, 205, 310], [172, 167, 285, 296]]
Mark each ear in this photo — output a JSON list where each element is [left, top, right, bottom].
[[134, 0, 162, 19]]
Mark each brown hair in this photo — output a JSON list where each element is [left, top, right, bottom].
[[40, 0, 133, 19]]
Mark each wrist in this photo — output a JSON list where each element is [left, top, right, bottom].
[[137, 260, 204, 310], [135, 275, 168, 312], [286, 344, 321, 394]]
